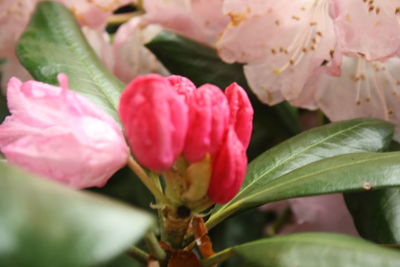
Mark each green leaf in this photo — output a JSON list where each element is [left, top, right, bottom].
[[201, 233, 400, 267], [16, 1, 124, 120], [146, 31, 247, 89], [345, 188, 400, 244], [207, 118, 394, 229], [0, 161, 153, 267]]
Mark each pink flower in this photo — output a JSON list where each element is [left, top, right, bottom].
[[112, 17, 169, 83], [311, 56, 400, 140], [0, 74, 129, 188], [332, 0, 400, 60], [119, 74, 253, 203], [0, 0, 131, 58], [142, 0, 228, 45], [217, 0, 336, 105]]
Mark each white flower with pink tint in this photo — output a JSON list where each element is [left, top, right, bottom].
[[332, 0, 400, 60], [217, 0, 336, 105], [313, 56, 400, 140], [0, 74, 129, 188], [142, 0, 228, 45]]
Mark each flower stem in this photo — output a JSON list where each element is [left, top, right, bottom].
[[126, 246, 149, 264], [145, 232, 167, 261], [127, 156, 169, 204]]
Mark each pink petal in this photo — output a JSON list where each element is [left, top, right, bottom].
[[332, 0, 400, 60], [315, 56, 400, 141], [112, 17, 169, 83], [59, 0, 133, 28], [142, 0, 228, 45], [0, 0, 37, 58], [217, 0, 336, 105], [0, 75, 129, 188]]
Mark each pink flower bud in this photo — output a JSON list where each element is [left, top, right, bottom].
[[225, 83, 254, 148], [208, 128, 247, 204], [183, 84, 229, 163], [167, 75, 196, 98], [0, 74, 129, 189], [119, 74, 189, 172]]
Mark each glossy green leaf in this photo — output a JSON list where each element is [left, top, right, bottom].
[[146, 31, 247, 89], [345, 188, 400, 244], [207, 118, 393, 229], [201, 233, 400, 267], [17, 2, 124, 120], [0, 161, 153, 267], [207, 152, 400, 229]]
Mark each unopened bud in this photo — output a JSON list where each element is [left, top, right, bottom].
[[183, 84, 229, 163], [208, 128, 247, 204], [119, 74, 188, 172], [225, 83, 253, 148]]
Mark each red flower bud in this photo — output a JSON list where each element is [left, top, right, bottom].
[[208, 128, 247, 204], [225, 83, 253, 148], [119, 74, 188, 172], [167, 75, 196, 98], [183, 84, 229, 163]]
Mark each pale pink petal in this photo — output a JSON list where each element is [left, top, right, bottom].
[[59, 0, 134, 28], [142, 0, 227, 45], [332, 0, 400, 60], [82, 26, 114, 71], [112, 17, 169, 83], [281, 195, 359, 236], [0, 75, 129, 188], [217, 0, 336, 105], [315, 56, 400, 141], [0, 0, 38, 58]]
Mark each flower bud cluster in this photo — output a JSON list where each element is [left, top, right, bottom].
[[119, 74, 253, 204]]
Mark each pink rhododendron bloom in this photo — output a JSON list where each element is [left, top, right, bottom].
[[0, 0, 37, 58], [313, 56, 400, 140], [0, 74, 129, 188], [142, 0, 228, 45], [119, 74, 253, 203], [112, 17, 169, 83], [0, 0, 131, 58], [332, 0, 400, 60], [217, 0, 336, 105]]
